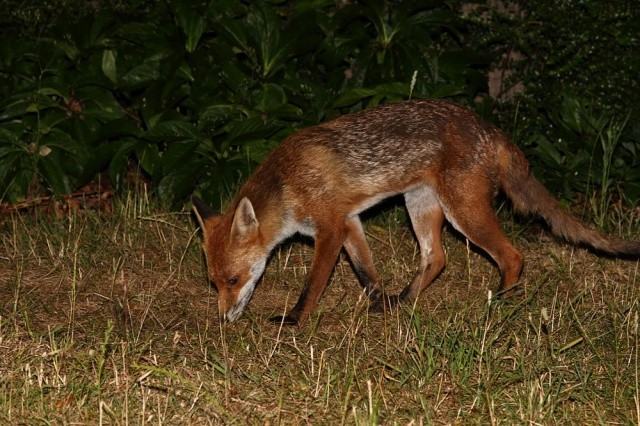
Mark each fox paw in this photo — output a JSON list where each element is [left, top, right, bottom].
[[269, 315, 299, 326], [369, 294, 399, 313]]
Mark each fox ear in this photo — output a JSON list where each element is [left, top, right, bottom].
[[191, 195, 217, 231], [231, 197, 259, 240]]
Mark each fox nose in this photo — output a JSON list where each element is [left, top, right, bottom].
[[218, 300, 228, 322], [218, 300, 239, 322]]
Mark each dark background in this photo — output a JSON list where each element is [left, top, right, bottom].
[[1, 0, 638, 210]]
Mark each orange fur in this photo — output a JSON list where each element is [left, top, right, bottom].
[[192, 99, 640, 325]]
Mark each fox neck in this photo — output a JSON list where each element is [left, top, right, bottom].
[[230, 193, 316, 254]]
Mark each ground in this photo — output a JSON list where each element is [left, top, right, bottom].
[[1, 196, 639, 424]]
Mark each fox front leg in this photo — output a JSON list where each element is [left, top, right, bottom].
[[270, 228, 346, 326]]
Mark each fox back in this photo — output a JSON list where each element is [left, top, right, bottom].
[[193, 99, 640, 325]]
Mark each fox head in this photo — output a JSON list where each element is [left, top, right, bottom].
[[192, 196, 268, 322]]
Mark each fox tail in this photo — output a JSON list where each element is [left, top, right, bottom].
[[499, 141, 640, 256]]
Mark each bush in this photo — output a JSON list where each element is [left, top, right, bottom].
[[467, 0, 640, 203], [0, 0, 486, 209], [2, 0, 638, 209]]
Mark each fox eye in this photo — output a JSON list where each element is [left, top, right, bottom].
[[228, 276, 238, 286]]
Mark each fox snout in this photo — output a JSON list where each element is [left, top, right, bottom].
[[217, 274, 262, 322], [218, 296, 246, 323], [217, 298, 231, 322]]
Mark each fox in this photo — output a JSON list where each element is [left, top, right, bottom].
[[192, 99, 640, 326]]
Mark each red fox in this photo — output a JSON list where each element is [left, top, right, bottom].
[[192, 99, 640, 325]]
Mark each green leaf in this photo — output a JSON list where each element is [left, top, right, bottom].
[[40, 37, 80, 61], [95, 118, 141, 141], [145, 121, 206, 143], [215, 16, 250, 56], [102, 49, 118, 84], [533, 136, 563, 167], [219, 63, 250, 93], [0, 98, 34, 120], [135, 143, 162, 179], [200, 104, 250, 128], [174, 4, 206, 53], [0, 153, 30, 203], [81, 88, 126, 122], [430, 84, 466, 99], [40, 128, 86, 157], [332, 88, 378, 108], [120, 62, 160, 90], [109, 139, 138, 189], [0, 129, 21, 150], [243, 139, 279, 163], [38, 87, 65, 97], [623, 181, 640, 204], [38, 111, 68, 135], [162, 140, 199, 172], [0, 153, 21, 187], [224, 116, 282, 143], [255, 83, 302, 117], [558, 95, 584, 134], [157, 163, 201, 207], [257, 83, 286, 111], [39, 154, 72, 194]]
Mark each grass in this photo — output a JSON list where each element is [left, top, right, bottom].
[[1, 193, 640, 424]]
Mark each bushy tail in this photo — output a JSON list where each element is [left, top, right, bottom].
[[499, 142, 640, 256]]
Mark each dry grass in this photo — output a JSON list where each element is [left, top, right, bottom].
[[1, 194, 640, 424]]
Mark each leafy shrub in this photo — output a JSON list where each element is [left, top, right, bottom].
[[4, 1, 637, 210], [467, 0, 640, 203], [0, 0, 486, 209]]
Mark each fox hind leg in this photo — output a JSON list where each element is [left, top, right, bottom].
[[441, 186, 524, 295], [342, 215, 389, 309], [398, 186, 447, 304]]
